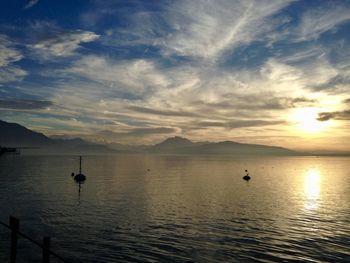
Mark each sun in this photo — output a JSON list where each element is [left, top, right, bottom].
[[292, 107, 330, 133]]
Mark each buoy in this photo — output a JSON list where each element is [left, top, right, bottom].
[[243, 169, 251, 181], [243, 175, 251, 181]]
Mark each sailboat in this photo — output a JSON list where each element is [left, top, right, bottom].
[[72, 156, 86, 183]]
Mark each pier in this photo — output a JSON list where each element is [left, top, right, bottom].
[[0, 146, 39, 157]]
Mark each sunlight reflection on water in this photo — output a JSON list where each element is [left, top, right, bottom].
[[303, 168, 321, 210]]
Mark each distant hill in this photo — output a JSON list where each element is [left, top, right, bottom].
[[0, 120, 298, 156], [147, 137, 296, 155], [0, 120, 114, 154], [0, 120, 52, 146], [150, 136, 194, 152], [191, 141, 296, 155], [155, 136, 193, 147]]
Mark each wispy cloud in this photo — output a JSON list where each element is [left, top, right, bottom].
[[23, 0, 39, 10], [0, 35, 27, 82], [295, 3, 350, 41], [195, 119, 285, 129], [318, 110, 350, 121], [162, 0, 258, 59], [65, 56, 167, 97], [156, 0, 294, 61], [276, 46, 326, 64], [0, 67, 27, 83], [0, 99, 52, 110], [261, 56, 339, 93], [127, 106, 200, 117], [29, 30, 99, 60], [0, 35, 23, 66], [94, 0, 294, 62]]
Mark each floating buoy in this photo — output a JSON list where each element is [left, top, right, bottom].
[[243, 169, 251, 181], [243, 175, 251, 181]]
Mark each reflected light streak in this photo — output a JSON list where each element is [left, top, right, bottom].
[[304, 168, 321, 210]]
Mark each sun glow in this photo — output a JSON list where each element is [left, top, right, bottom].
[[292, 107, 330, 133]]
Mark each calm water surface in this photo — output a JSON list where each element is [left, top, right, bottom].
[[0, 155, 349, 262]]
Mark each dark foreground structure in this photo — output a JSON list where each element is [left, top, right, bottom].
[[0, 147, 19, 156], [0, 146, 38, 157], [0, 216, 69, 263]]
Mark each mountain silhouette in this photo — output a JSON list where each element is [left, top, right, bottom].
[[0, 120, 114, 154], [0, 120, 298, 155], [153, 136, 193, 148], [147, 137, 296, 155], [191, 140, 296, 155], [0, 120, 52, 146]]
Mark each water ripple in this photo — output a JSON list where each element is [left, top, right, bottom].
[[0, 155, 349, 262]]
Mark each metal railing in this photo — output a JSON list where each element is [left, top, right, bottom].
[[0, 216, 70, 263]]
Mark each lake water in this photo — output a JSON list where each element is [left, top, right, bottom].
[[0, 155, 349, 262]]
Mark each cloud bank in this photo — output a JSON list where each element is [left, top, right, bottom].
[[0, 0, 350, 151]]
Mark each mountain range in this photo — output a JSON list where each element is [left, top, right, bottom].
[[0, 119, 298, 155], [0, 120, 114, 154]]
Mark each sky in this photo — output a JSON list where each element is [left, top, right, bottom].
[[0, 0, 350, 151]]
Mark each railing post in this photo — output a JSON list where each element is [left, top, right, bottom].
[[42, 236, 50, 263], [10, 216, 19, 263]]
